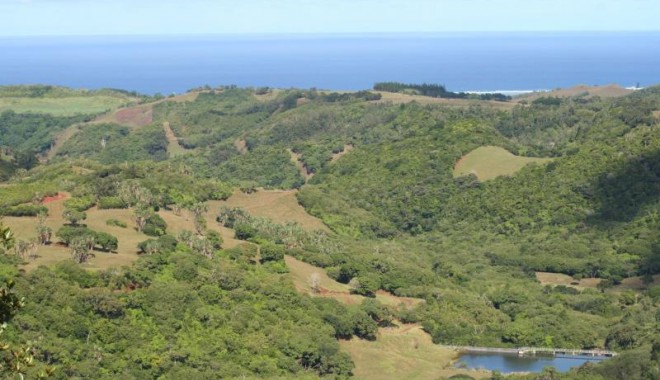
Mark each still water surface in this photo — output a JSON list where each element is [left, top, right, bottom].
[[456, 353, 608, 374]]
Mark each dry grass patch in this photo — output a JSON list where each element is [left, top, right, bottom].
[[340, 323, 489, 380], [454, 146, 554, 181], [0, 96, 130, 116], [614, 274, 660, 291], [163, 122, 189, 157], [517, 84, 633, 102], [536, 272, 660, 292], [285, 255, 422, 307], [158, 206, 244, 250], [213, 190, 329, 232], [535, 272, 600, 290], [5, 196, 142, 271], [372, 92, 515, 110]]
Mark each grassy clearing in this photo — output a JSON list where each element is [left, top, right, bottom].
[[454, 146, 554, 181], [372, 91, 515, 110], [5, 196, 141, 271], [213, 190, 329, 232], [536, 271, 660, 292], [340, 323, 490, 380], [0, 96, 130, 116], [285, 255, 422, 307], [516, 84, 633, 102], [7, 200, 244, 272], [535, 272, 600, 290], [162, 122, 189, 157]]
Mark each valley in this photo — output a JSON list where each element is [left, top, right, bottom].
[[0, 84, 658, 380]]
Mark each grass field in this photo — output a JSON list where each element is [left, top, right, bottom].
[[372, 92, 516, 110], [285, 255, 422, 307], [163, 122, 190, 157], [454, 146, 554, 181], [516, 84, 633, 102], [5, 194, 142, 271], [535, 271, 660, 292], [340, 323, 490, 380], [0, 96, 131, 116], [3, 189, 325, 272], [213, 189, 329, 232]]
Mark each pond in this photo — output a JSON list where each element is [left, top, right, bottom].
[[455, 353, 609, 374]]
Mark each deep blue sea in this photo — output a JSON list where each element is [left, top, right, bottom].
[[0, 33, 658, 95]]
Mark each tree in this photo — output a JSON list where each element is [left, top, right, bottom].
[[62, 208, 86, 226], [188, 202, 208, 235], [119, 181, 154, 232], [309, 273, 321, 293], [70, 237, 95, 264], [36, 212, 52, 245], [0, 222, 14, 253], [95, 232, 118, 252], [349, 274, 380, 297], [13, 240, 37, 261], [0, 226, 54, 378]]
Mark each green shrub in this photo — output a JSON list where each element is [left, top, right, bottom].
[[63, 196, 96, 211], [138, 235, 178, 254], [106, 219, 127, 228], [56, 226, 118, 252], [56, 226, 95, 245], [0, 204, 48, 217], [95, 232, 119, 252], [143, 214, 168, 237], [259, 242, 285, 263], [234, 224, 257, 240], [98, 197, 127, 209]]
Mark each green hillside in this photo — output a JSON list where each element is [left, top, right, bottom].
[[0, 85, 658, 380]]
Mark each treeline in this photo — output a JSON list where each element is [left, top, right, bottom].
[[373, 81, 511, 101]]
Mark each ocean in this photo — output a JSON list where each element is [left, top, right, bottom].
[[0, 32, 658, 95]]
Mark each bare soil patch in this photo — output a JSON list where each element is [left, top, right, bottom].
[[42, 193, 69, 204]]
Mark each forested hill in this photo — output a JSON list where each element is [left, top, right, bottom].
[[0, 85, 658, 379]]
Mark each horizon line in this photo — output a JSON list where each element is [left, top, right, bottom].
[[1, 30, 660, 38]]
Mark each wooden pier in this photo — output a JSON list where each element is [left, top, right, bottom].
[[447, 345, 617, 358]]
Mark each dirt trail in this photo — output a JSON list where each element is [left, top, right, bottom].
[[330, 144, 354, 163], [163, 122, 189, 157], [287, 149, 313, 182], [43, 123, 82, 161], [234, 139, 248, 154]]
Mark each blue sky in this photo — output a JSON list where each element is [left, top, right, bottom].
[[0, 0, 658, 36]]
